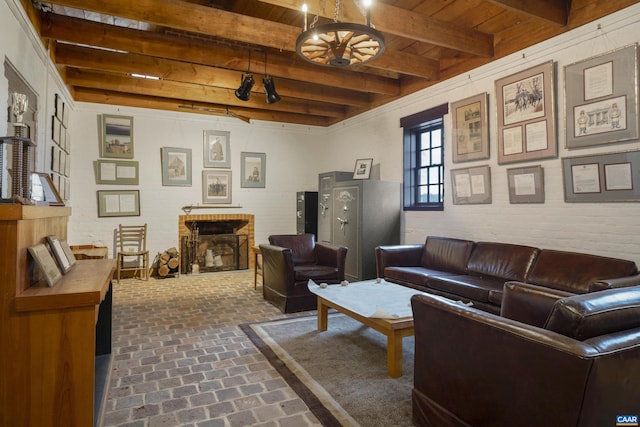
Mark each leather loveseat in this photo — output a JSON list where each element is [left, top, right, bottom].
[[376, 236, 640, 314], [260, 234, 347, 313], [410, 283, 640, 427]]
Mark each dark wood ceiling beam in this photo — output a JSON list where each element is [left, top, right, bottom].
[[256, 0, 494, 57], [54, 44, 371, 108], [73, 87, 333, 126], [64, 67, 345, 118], [41, 13, 400, 96], [43, 0, 439, 79], [486, 0, 568, 25]]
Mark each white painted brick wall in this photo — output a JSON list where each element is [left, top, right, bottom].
[[2, 0, 639, 268]]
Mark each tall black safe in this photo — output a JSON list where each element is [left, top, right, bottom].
[[296, 191, 318, 238]]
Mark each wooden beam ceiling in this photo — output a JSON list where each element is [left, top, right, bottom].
[[22, 0, 638, 125]]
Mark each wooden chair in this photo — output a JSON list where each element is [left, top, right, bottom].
[[116, 224, 149, 282]]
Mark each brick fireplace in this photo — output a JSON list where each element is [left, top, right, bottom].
[[178, 214, 255, 274]]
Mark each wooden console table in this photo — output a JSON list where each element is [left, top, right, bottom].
[[0, 206, 115, 427]]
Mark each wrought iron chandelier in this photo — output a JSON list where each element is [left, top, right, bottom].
[[296, 0, 385, 67]]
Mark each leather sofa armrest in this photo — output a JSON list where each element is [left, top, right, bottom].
[[259, 244, 296, 293], [315, 243, 347, 269], [500, 282, 573, 328], [375, 244, 424, 278], [589, 273, 640, 292]]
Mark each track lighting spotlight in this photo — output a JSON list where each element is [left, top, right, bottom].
[[263, 76, 281, 104], [235, 73, 254, 101]]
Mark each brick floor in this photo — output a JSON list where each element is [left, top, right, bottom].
[[102, 270, 321, 427]]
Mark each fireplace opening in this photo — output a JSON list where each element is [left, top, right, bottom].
[[180, 218, 250, 274]]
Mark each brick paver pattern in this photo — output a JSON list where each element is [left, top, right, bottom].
[[102, 270, 321, 427]]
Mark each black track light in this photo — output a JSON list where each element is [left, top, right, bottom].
[[263, 76, 281, 104], [235, 73, 254, 101]]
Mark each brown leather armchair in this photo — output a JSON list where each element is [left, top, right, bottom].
[[410, 284, 640, 427], [260, 234, 347, 313]]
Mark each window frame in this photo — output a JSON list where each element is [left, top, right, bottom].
[[401, 104, 448, 211]]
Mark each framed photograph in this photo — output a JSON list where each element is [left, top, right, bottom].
[[59, 240, 77, 266], [451, 92, 489, 163], [100, 114, 134, 159], [507, 165, 545, 204], [55, 93, 63, 121], [161, 147, 192, 186], [46, 235, 75, 274], [97, 190, 140, 217], [496, 61, 557, 164], [95, 160, 139, 185], [203, 130, 230, 168], [31, 172, 64, 206], [240, 152, 266, 188], [565, 44, 638, 148], [202, 170, 232, 204], [353, 158, 373, 179], [28, 243, 62, 287], [450, 165, 492, 204], [562, 150, 640, 202]]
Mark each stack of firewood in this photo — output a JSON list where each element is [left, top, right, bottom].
[[157, 247, 179, 278]]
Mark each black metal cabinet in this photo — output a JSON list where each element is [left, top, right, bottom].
[[296, 191, 318, 238]]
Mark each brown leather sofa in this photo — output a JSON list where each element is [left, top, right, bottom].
[[260, 234, 347, 313], [376, 236, 640, 314], [410, 284, 640, 427]]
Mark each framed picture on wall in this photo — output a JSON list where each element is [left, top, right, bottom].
[[161, 147, 192, 186], [507, 165, 545, 204], [203, 130, 231, 168], [97, 190, 140, 217], [240, 152, 266, 188], [100, 114, 134, 159], [562, 150, 640, 202], [450, 165, 492, 204], [495, 61, 557, 164], [202, 170, 232, 204], [451, 92, 490, 163], [95, 160, 139, 185], [564, 44, 639, 148]]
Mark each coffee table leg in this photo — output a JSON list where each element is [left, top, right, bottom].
[[387, 331, 403, 378], [317, 298, 328, 331]]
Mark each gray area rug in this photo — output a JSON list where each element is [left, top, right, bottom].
[[241, 313, 414, 427]]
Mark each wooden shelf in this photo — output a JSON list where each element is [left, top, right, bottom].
[[0, 205, 114, 427], [15, 259, 115, 312]]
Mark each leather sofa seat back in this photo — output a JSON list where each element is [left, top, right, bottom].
[[466, 242, 539, 282], [268, 234, 316, 264], [527, 249, 638, 294], [545, 286, 640, 340], [420, 236, 474, 274]]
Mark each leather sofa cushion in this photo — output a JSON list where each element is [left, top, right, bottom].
[[384, 266, 458, 286], [294, 264, 340, 282], [421, 236, 474, 274], [269, 234, 316, 264], [427, 275, 505, 303], [545, 286, 640, 340], [466, 242, 539, 282], [527, 249, 638, 294]]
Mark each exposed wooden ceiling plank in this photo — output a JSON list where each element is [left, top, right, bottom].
[[43, 0, 440, 79], [54, 43, 372, 107], [485, 0, 568, 25], [73, 87, 333, 126], [255, 0, 494, 57], [41, 13, 400, 96], [64, 67, 345, 118]]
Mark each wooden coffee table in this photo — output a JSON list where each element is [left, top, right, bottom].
[[309, 280, 419, 378]]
